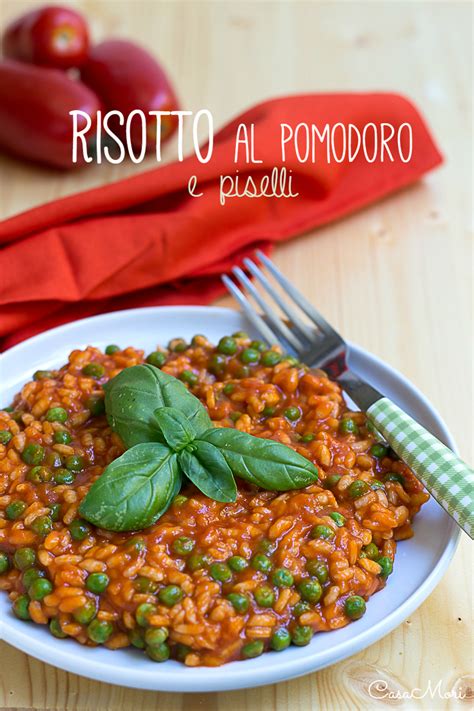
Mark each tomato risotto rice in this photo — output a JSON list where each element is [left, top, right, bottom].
[[0, 333, 429, 666]]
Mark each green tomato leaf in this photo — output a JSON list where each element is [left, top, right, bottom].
[[154, 406, 196, 452], [104, 364, 211, 448], [201, 428, 319, 490], [79, 443, 181, 531], [179, 440, 237, 503]]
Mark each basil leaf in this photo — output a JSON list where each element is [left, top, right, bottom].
[[179, 440, 237, 503], [201, 428, 319, 490], [79, 443, 180, 531], [154, 406, 196, 451], [104, 364, 211, 448]]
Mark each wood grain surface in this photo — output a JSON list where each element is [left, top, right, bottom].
[[0, 1, 472, 709]]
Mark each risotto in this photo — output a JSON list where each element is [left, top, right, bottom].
[[0, 333, 429, 666]]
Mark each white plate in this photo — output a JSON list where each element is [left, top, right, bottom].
[[0, 306, 459, 692]]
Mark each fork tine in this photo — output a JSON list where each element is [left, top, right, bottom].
[[256, 249, 342, 340], [243, 257, 316, 343], [221, 275, 280, 346], [231, 267, 304, 351]]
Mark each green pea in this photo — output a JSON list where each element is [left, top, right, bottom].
[[253, 585, 275, 608], [291, 625, 313, 646], [33, 370, 54, 381], [146, 350, 167, 368], [135, 603, 157, 627], [26, 466, 48, 483], [301, 433, 315, 443], [240, 348, 260, 364], [283, 356, 299, 366], [378, 556, 393, 579], [128, 628, 145, 648], [125, 537, 145, 554], [82, 363, 105, 379], [45, 407, 68, 423], [191, 334, 206, 346], [311, 525, 335, 541], [69, 519, 91, 541], [174, 643, 192, 661], [223, 383, 235, 395], [228, 555, 248, 572], [105, 344, 120, 355], [250, 340, 266, 352], [371, 480, 385, 491], [272, 568, 294, 588], [50, 617, 67, 638], [258, 538, 277, 555], [134, 576, 158, 593], [209, 353, 227, 376], [31, 515, 53, 538], [180, 369, 198, 387], [339, 418, 359, 435], [229, 411, 243, 422], [297, 578, 322, 604], [86, 572, 109, 594], [158, 584, 184, 607], [87, 618, 113, 643], [348, 480, 370, 499], [172, 536, 195, 556], [209, 563, 232, 583], [0, 430, 12, 445], [261, 350, 281, 367], [251, 553, 272, 574], [232, 331, 249, 339], [284, 406, 301, 421], [12, 594, 31, 620], [168, 338, 187, 353], [187, 552, 211, 572], [6, 500, 27, 520], [22, 568, 44, 589], [323, 474, 341, 489], [262, 406, 276, 417], [29, 577, 53, 600], [344, 595, 366, 620], [236, 365, 250, 379], [54, 468, 75, 485], [270, 627, 291, 651], [305, 560, 329, 584], [73, 599, 97, 625], [217, 336, 238, 355], [293, 601, 311, 617], [144, 626, 169, 646], [384, 472, 405, 485], [146, 642, 170, 662], [13, 547, 36, 571], [173, 494, 188, 508], [242, 640, 264, 658], [227, 592, 249, 613], [0, 552, 10, 574], [49, 503, 61, 522], [370, 443, 388, 458], [329, 512, 345, 527], [22, 443, 45, 465], [45, 451, 63, 468], [65, 455, 84, 472], [363, 543, 379, 560], [86, 395, 105, 417]]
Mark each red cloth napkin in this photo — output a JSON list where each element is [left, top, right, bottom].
[[0, 93, 442, 350]]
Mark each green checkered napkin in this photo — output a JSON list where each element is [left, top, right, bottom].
[[368, 397, 474, 538]]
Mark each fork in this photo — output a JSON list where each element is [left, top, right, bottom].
[[222, 250, 474, 539]]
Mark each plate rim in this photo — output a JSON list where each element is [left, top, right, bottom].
[[0, 305, 460, 692]]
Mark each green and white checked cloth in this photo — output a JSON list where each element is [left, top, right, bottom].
[[368, 398, 474, 538]]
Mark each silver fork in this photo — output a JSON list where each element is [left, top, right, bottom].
[[222, 250, 474, 538]]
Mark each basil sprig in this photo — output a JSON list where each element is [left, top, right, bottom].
[[79, 363, 319, 531]]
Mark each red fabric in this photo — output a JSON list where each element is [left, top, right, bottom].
[[0, 93, 442, 350]]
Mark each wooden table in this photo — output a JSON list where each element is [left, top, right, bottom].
[[1, 1, 472, 709]]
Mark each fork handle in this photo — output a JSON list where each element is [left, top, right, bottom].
[[367, 397, 474, 539]]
